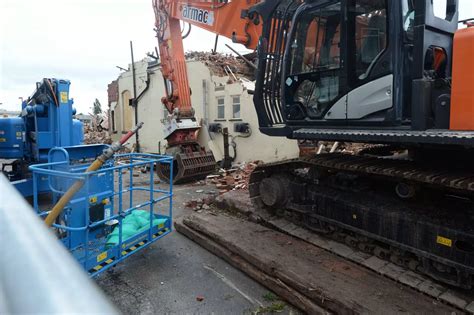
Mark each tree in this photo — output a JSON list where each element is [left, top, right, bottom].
[[93, 98, 102, 115]]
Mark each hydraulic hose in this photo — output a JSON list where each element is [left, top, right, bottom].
[[44, 123, 144, 227]]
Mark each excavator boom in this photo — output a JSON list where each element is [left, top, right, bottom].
[[152, 0, 262, 183]]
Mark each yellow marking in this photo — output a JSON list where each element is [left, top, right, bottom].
[[158, 223, 164, 229], [93, 265, 103, 271], [97, 252, 107, 262], [0, 138, 6, 142], [60, 91, 68, 103], [89, 196, 97, 203], [138, 241, 145, 246], [121, 251, 127, 255], [437, 236, 452, 247], [105, 259, 114, 264], [102, 199, 109, 205], [130, 246, 137, 251]]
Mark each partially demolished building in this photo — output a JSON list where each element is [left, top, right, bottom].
[[107, 53, 299, 164]]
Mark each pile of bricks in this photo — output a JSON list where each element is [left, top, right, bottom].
[[206, 161, 261, 194], [184, 195, 216, 212], [83, 127, 112, 145], [83, 115, 112, 145]]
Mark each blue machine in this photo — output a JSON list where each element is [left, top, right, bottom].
[[29, 152, 173, 276], [0, 78, 84, 196], [1, 79, 173, 275]]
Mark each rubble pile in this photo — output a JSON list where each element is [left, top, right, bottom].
[[185, 51, 255, 81], [184, 195, 216, 212], [82, 114, 112, 145], [83, 125, 112, 145], [206, 161, 262, 194], [299, 140, 381, 156]]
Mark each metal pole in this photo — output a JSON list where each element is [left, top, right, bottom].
[[130, 41, 140, 152], [212, 34, 219, 54], [224, 44, 257, 70], [222, 127, 232, 169]]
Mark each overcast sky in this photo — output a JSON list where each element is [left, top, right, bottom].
[[0, 0, 472, 114]]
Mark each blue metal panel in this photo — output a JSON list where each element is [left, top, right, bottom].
[[0, 117, 24, 158], [72, 119, 84, 145], [36, 132, 54, 149], [56, 80, 74, 147], [49, 144, 107, 163], [13, 177, 50, 197]]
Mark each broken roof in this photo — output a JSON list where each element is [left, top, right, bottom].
[[185, 51, 256, 81]]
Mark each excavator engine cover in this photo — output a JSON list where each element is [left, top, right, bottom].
[[450, 26, 474, 131]]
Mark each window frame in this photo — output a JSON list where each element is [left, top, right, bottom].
[[217, 96, 225, 119], [232, 95, 241, 119], [347, 0, 389, 86], [351, 0, 389, 81]]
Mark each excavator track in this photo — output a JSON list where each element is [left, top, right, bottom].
[[249, 154, 474, 291], [300, 153, 474, 194]]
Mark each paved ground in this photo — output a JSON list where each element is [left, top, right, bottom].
[[95, 179, 299, 314]]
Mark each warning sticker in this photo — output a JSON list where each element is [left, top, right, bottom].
[[436, 236, 452, 247], [97, 252, 107, 262], [60, 91, 68, 103]]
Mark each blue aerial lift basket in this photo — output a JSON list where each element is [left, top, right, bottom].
[[30, 151, 173, 276]]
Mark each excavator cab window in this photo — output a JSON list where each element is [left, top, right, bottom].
[[353, 1, 387, 80], [402, 0, 415, 40], [284, 0, 388, 121], [288, 2, 342, 118]]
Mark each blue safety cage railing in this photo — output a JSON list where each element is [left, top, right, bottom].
[[29, 151, 173, 276]]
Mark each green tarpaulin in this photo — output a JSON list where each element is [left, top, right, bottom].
[[106, 210, 167, 248]]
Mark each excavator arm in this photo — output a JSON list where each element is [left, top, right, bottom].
[[152, 0, 263, 183]]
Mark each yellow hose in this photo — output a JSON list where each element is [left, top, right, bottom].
[[44, 159, 104, 227], [44, 123, 143, 227]]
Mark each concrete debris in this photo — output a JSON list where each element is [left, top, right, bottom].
[[84, 122, 132, 153], [184, 195, 217, 211], [83, 124, 112, 145], [298, 140, 382, 156], [185, 51, 255, 81], [82, 113, 112, 145], [206, 161, 262, 194]]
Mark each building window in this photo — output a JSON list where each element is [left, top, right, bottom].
[[232, 96, 240, 119], [217, 97, 225, 119], [111, 110, 116, 132]]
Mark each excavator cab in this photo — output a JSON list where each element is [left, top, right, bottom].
[[253, 0, 472, 147]]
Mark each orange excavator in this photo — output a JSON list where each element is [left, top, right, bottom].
[[152, 0, 262, 183], [153, 0, 474, 289]]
